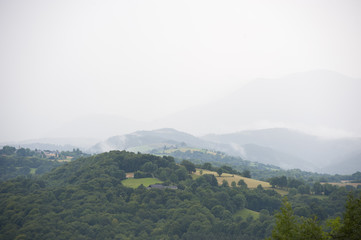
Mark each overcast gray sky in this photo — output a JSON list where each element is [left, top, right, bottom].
[[1, 0, 361, 141]]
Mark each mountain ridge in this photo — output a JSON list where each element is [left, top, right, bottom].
[[88, 127, 361, 174]]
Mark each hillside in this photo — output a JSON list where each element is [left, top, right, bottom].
[[89, 128, 361, 174], [0, 151, 283, 239]]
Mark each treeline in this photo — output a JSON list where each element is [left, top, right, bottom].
[[268, 175, 360, 196]]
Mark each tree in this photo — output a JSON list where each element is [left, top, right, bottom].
[[278, 176, 287, 188], [269, 177, 278, 188], [269, 176, 287, 188], [288, 178, 303, 189], [297, 184, 310, 195], [180, 160, 196, 174], [233, 194, 246, 209], [216, 168, 223, 177], [221, 179, 229, 187], [270, 198, 297, 240], [202, 162, 213, 170], [197, 174, 218, 187], [175, 167, 188, 181], [237, 179, 248, 189], [269, 198, 327, 240], [141, 162, 158, 173], [297, 217, 326, 240], [313, 182, 323, 195], [242, 170, 251, 178], [323, 183, 336, 195], [1, 146, 16, 155], [337, 192, 361, 240]]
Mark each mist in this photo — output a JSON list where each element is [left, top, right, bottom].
[[1, 0, 361, 142]]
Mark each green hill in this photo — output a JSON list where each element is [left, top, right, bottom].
[[0, 150, 284, 240]]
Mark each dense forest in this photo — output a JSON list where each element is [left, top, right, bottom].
[[0, 150, 360, 239]]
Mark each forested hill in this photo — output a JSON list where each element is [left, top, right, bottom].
[[0, 151, 360, 239], [0, 151, 278, 239]]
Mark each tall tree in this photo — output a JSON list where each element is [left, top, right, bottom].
[[270, 198, 297, 240], [217, 168, 223, 177], [180, 160, 196, 174], [337, 192, 361, 240], [269, 198, 326, 240], [242, 170, 251, 178]]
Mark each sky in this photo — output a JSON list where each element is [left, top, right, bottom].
[[1, 0, 361, 142]]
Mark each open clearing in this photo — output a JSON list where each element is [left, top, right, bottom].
[[234, 208, 260, 220], [121, 178, 163, 188], [194, 169, 271, 189]]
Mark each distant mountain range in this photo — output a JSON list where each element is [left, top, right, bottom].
[[2, 70, 361, 174], [3, 127, 360, 174], [203, 128, 361, 174], [88, 128, 361, 174]]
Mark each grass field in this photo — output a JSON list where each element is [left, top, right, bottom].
[[234, 208, 260, 220], [30, 168, 37, 174], [194, 169, 271, 189], [121, 178, 163, 188]]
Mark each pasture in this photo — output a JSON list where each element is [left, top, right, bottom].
[[121, 178, 163, 189], [234, 208, 260, 220], [194, 169, 271, 189]]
